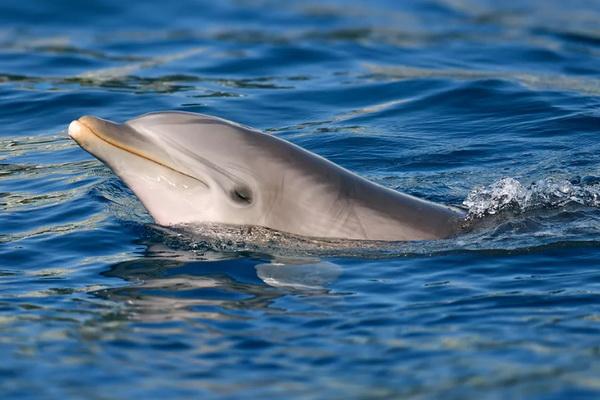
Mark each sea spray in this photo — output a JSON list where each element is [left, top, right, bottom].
[[464, 176, 600, 219]]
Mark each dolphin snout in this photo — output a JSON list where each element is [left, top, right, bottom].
[[78, 115, 121, 136], [68, 116, 101, 144], [67, 115, 172, 172], [68, 115, 111, 139], [68, 115, 133, 146], [67, 119, 85, 140]]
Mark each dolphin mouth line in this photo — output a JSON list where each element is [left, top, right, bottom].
[[77, 119, 210, 189]]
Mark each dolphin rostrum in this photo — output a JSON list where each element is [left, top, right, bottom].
[[68, 111, 466, 241]]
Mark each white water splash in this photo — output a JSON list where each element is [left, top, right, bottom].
[[464, 177, 600, 219]]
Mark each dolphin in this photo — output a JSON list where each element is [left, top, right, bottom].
[[68, 111, 466, 241]]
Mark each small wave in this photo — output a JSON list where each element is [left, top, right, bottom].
[[76, 47, 205, 82], [365, 64, 600, 95], [464, 176, 600, 219]]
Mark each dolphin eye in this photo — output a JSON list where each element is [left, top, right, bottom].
[[231, 186, 253, 205]]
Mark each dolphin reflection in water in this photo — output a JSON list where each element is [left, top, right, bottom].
[[69, 111, 465, 241]]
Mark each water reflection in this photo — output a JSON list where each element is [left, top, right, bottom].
[[256, 260, 342, 290], [94, 243, 342, 324]]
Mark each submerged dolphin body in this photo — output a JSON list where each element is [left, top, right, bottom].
[[68, 111, 465, 241]]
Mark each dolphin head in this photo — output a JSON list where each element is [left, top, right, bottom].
[[69, 111, 465, 241], [68, 111, 281, 226]]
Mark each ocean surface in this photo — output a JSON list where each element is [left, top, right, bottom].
[[2, 0, 600, 398]]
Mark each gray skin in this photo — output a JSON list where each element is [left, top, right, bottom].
[[68, 111, 466, 241]]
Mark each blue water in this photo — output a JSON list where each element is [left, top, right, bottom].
[[2, 0, 600, 398]]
